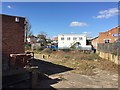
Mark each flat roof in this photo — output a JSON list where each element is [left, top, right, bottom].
[[58, 33, 87, 36], [0, 13, 25, 19]]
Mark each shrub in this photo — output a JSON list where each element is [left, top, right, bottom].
[[64, 55, 70, 59], [42, 48, 53, 54], [25, 43, 31, 50], [62, 48, 71, 52], [37, 46, 45, 51], [87, 53, 101, 60]]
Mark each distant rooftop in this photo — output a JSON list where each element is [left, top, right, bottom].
[[99, 26, 118, 34], [58, 33, 87, 36], [58, 33, 94, 39]]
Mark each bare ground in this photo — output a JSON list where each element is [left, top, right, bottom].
[[33, 51, 118, 88]]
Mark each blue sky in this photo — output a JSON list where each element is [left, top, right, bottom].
[[2, 2, 118, 39]]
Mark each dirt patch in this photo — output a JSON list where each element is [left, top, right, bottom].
[[36, 51, 118, 75], [33, 50, 118, 88], [35, 51, 118, 76]]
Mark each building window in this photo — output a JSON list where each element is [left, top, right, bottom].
[[105, 39, 110, 43], [15, 17, 19, 22], [67, 37, 70, 40], [79, 37, 83, 40], [61, 37, 64, 40], [73, 37, 77, 40], [86, 40, 91, 45]]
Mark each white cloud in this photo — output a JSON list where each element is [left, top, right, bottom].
[[70, 32, 74, 33], [83, 32, 92, 37], [94, 7, 118, 19], [83, 32, 91, 34], [83, 32, 88, 34], [52, 35, 57, 38], [70, 21, 88, 27], [7, 5, 12, 9]]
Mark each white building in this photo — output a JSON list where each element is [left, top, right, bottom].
[[27, 36, 38, 43], [58, 34, 92, 50]]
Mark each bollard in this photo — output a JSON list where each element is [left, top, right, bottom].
[[32, 71, 38, 88], [29, 71, 32, 88], [29, 71, 38, 88], [26, 66, 38, 88]]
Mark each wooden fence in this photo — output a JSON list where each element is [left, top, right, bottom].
[[97, 42, 120, 55], [97, 42, 120, 64]]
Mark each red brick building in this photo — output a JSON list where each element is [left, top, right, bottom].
[[92, 26, 119, 49], [1, 14, 26, 68], [99, 27, 119, 43], [91, 37, 99, 49], [54, 37, 58, 41]]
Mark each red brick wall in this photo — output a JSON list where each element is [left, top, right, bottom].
[[91, 27, 118, 49], [99, 27, 118, 43], [2, 14, 25, 65]]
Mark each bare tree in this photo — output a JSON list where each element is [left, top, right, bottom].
[[37, 32, 47, 46], [25, 18, 32, 42], [28, 31, 33, 37]]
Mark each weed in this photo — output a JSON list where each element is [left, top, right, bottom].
[[64, 55, 70, 59]]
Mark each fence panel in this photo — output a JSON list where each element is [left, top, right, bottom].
[[97, 42, 120, 55]]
